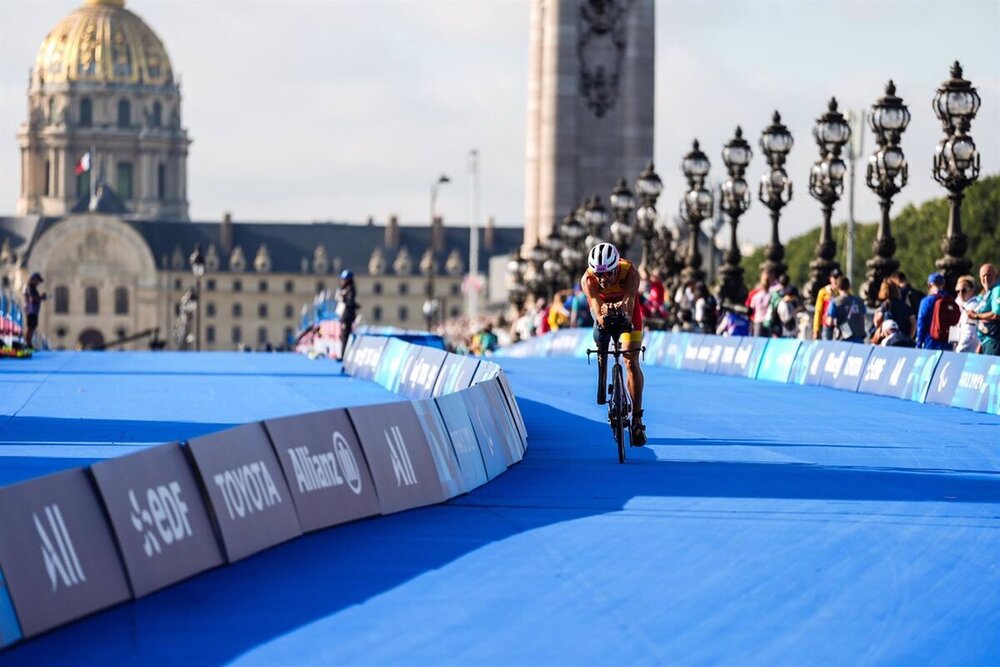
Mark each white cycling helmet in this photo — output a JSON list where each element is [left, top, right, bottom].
[[588, 243, 620, 274]]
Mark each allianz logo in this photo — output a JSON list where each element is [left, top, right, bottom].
[[35, 504, 86, 592], [288, 431, 363, 496], [128, 483, 193, 558], [385, 426, 418, 487], [213, 461, 283, 521]]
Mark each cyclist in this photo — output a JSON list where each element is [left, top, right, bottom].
[[581, 242, 646, 446]]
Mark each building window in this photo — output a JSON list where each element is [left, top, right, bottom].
[[84, 286, 99, 314], [398, 306, 408, 321], [174, 278, 182, 290], [399, 282, 408, 295], [44, 160, 51, 196], [284, 280, 294, 293], [56, 326, 68, 338], [257, 327, 268, 344], [258, 280, 268, 293], [450, 284, 460, 296], [174, 303, 180, 316], [373, 305, 382, 322], [206, 279, 216, 291], [54, 285, 69, 313], [117, 99, 131, 128], [151, 101, 162, 128], [373, 282, 382, 295], [450, 307, 461, 318], [79, 97, 92, 127], [232, 303, 242, 318], [114, 287, 128, 315], [284, 304, 294, 319], [284, 327, 293, 344], [233, 279, 242, 292], [206, 303, 216, 317], [231, 326, 242, 343], [206, 325, 216, 344], [316, 281, 325, 293], [157, 164, 166, 201], [117, 162, 133, 199], [115, 327, 127, 339], [258, 304, 268, 318]]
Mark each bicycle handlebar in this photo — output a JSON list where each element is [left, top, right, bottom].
[[586, 346, 646, 364]]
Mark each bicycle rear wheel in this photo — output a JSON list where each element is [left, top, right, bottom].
[[611, 364, 626, 463]]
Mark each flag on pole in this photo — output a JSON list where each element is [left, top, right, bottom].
[[74, 152, 91, 175]]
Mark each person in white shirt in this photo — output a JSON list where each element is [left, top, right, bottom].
[[954, 274, 981, 353]]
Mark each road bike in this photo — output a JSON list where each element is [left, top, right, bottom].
[[587, 316, 644, 463]]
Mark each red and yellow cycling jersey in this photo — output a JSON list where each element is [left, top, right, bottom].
[[585, 259, 643, 341]]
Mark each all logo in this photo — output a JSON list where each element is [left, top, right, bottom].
[[128, 483, 193, 557], [34, 504, 85, 592], [385, 426, 418, 487]]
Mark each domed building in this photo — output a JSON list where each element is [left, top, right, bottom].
[[16, 0, 190, 220]]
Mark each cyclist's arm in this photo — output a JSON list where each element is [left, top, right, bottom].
[[581, 274, 607, 328], [620, 267, 640, 319]]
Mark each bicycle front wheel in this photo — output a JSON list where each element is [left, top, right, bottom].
[[611, 364, 626, 463]]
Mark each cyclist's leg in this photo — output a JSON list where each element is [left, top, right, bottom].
[[593, 322, 610, 405], [622, 330, 646, 445]]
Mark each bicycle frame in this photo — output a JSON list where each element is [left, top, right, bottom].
[[587, 341, 645, 462]]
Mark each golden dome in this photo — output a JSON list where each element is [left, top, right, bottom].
[[34, 0, 173, 86]]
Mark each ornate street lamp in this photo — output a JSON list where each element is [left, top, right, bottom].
[[805, 98, 851, 302], [933, 62, 981, 293], [862, 81, 910, 305], [583, 194, 611, 250], [425, 174, 450, 327], [717, 126, 752, 305], [189, 244, 205, 351], [679, 141, 712, 284], [506, 249, 528, 311], [758, 111, 794, 278], [634, 163, 663, 271], [524, 242, 548, 301], [560, 211, 587, 278], [609, 179, 636, 253], [543, 229, 566, 299]]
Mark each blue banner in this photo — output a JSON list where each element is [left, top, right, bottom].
[[788, 340, 818, 385], [817, 343, 873, 392], [659, 333, 687, 369], [857, 347, 940, 401], [730, 338, 768, 378], [755, 339, 803, 383], [709, 337, 744, 376], [799, 341, 837, 386], [924, 352, 1000, 414], [680, 334, 709, 371], [642, 331, 668, 366]]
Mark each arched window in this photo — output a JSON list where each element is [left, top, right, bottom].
[[79, 98, 92, 127], [233, 303, 242, 318], [117, 162, 133, 199], [398, 306, 408, 321], [44, 160, 51, 196], [114, 287, 128, 315], [258, 304, 268, 318], [151, 101, 162, 128], [85, 286, 99, 314], [157, 164, 166, 201], [373, 305, 382, 322], [284, 304, 294, 319], [117, 99, 131, 128], [54, 286, 69, 313], [257, 327, 268, 344]]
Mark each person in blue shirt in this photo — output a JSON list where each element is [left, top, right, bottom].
[[915, 273, 951, 350]]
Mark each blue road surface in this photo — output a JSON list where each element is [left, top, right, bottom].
[[1, 352, 999, 665]]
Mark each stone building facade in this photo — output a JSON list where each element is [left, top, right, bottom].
[[16, 0, 189, 220]]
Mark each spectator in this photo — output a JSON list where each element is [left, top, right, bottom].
[[827, 276, 867, 343], [775, 285, 802, 338], [915, 273, 955, 351], [763, 274, 790, 336], [693, 282, 717, 333], [547, 289, 571, 331], [564, 285, 593, 328], [877, 319, 910, 347], [748, 271, 774, 337], [954, 274, 981, 353], [890, 270, 924, 324], [871, 278, 915, 344], [335, 269, 358, 359], [21, 272, 47, 349], [474, 323, 498, 355], [716, 303, 751, 337], [968, 263, 999, 356], [813, 268, 841, 340]]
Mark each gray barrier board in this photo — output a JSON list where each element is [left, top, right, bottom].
[[0, 468, 131, 638], [400, 346, 448, 399], [90, 443, 225, 598], [264, 409, 380, 532], [433, 354, 480, 397], [348, 403, 446, 514], [480, 378, 525, 463], [412, 399, 465, 498], [186, 422, 302, 562], [434, 392, 490, 492], [461, 383, 511, 480]]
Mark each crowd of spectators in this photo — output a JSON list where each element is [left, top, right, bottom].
[[491, 261, 1000, 357]]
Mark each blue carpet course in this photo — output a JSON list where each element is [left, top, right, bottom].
[[0, 351, 998, 665]]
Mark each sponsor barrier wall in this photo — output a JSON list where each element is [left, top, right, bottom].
[[0, 335, 527, 649], [499, 328, 1000, 416]]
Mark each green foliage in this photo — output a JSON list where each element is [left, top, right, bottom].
[[741, 174, 1000, 290]]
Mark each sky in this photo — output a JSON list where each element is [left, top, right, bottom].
[[0, 0, 998, 247]]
